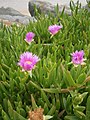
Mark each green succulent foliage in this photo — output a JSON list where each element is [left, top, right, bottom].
[[86, 96, 90, 120], [2, 100, 27, 120], [0, 1, 90, 120]]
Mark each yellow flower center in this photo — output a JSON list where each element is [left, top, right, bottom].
[[26, 61, 31, 65]]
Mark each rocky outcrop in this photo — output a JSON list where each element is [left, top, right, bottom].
[[0, 7, 36, 25], [0, 14, 35, 25], [28, 0, 90, 17], [83, 4, 90, 12], [0, 7, 24, 16], [0, 1, 90, 25], [28, 0, 71, 16]]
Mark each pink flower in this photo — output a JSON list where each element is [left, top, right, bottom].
[[25, 32, 35, 44], [18, 52, 40, 71], [71, 50, 86, 66], [48, 24, 62, 35]]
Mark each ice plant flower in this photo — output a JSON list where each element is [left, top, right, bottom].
[[71, 50, 86, 67], [48, 24, 62, 36], [18, 52, 40, 71], [25, 32, 35, 44]]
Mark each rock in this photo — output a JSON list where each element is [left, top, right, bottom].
[[28, 0, 90, 17], [28, 0, 55, 16], [0, 14, 36, 25], [86, 0, 90, 5], [83, 4, 90, 12], [0, 7, 24, 16], [28, 0, 71, 16], [0, 7, 36, 25]]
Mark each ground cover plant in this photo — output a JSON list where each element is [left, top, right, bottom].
[[0, 1, 90, 120]]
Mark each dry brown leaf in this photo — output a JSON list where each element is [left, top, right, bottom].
[[28, 108, 44, 120]]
